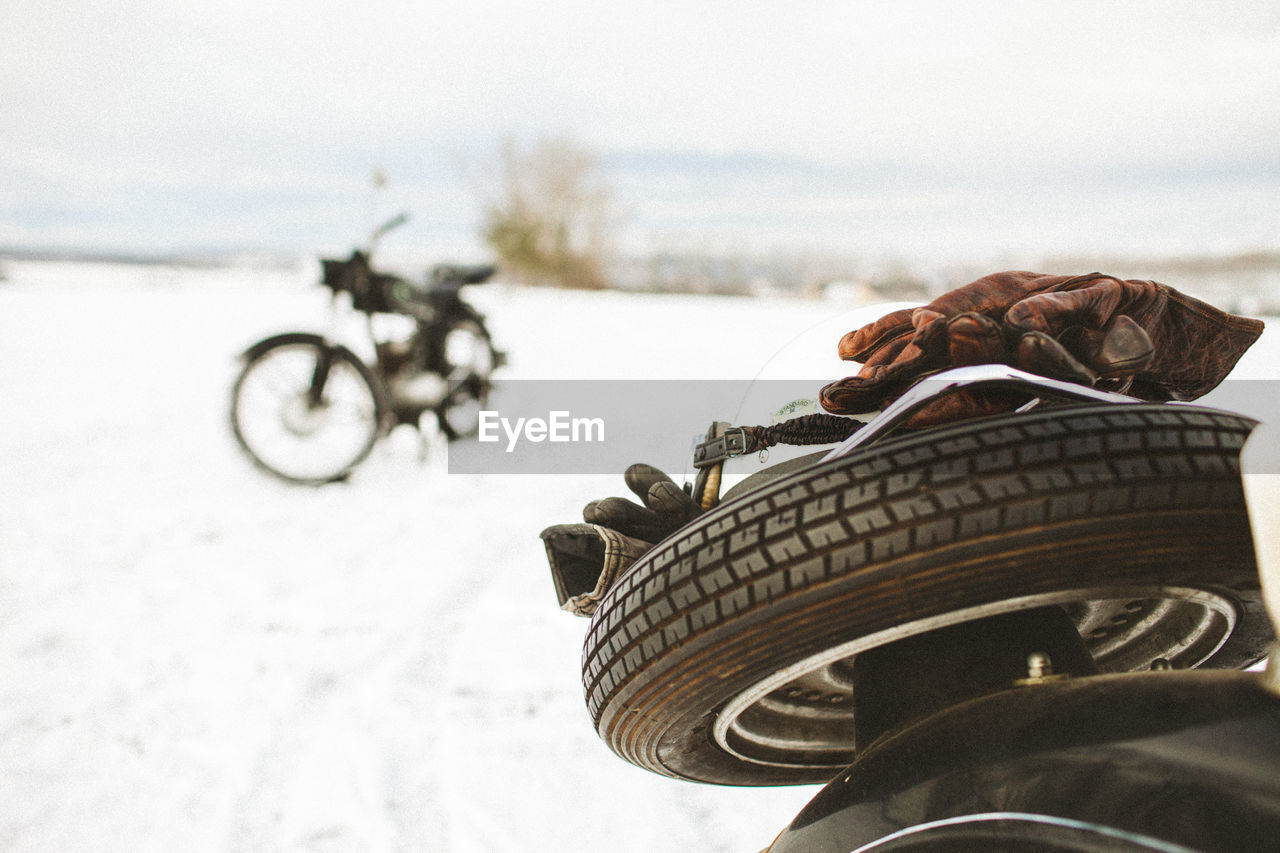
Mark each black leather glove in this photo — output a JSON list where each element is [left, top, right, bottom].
[[540, 464, 701, 617], [582, 463, 701, 542], [539, 523, 654, 617]]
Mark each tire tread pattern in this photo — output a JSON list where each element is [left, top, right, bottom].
[[583, 405, 1263, 730]]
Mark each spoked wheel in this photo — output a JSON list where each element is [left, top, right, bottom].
[[434, 320, 499, 440], [231, 339, 385, 484], [581, 403, 1274, 786]]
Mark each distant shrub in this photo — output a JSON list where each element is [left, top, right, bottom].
[[481, 137, 614, 290]]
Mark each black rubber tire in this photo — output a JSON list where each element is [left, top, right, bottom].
[[230, 340, 383, 485], [581, 403, 1273, 786]]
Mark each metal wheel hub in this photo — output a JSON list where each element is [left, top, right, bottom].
[[716, 586, 1238, 771], [281, 394, 327, 437]]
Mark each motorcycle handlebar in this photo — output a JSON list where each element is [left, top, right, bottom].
[[368, 212, 410, 248]]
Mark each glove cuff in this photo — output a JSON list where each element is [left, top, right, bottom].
[[539, 523, 652, 617]]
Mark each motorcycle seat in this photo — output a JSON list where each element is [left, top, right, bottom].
[[430, 264, 496, 286]]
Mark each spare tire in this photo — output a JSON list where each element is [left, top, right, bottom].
[[581, 403, 1272, 786]]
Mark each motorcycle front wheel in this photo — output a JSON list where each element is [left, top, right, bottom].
[[231, 339, 384, 485]]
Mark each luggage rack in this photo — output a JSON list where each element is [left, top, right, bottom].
[[822, 364, 1144, 462]]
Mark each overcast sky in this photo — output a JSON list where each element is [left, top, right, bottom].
[[4, 1, 1279, 261]]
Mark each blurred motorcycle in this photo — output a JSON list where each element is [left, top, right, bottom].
[[230, 213, 504, 484]]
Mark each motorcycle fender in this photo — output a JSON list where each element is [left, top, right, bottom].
[[239, 331, 334, 361]]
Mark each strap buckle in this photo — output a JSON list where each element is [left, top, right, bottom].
[[692, 427, 750, 469]]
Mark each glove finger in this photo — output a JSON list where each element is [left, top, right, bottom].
[[819, 374, 917, 414], [1003, 279, 1126, 338], [909, 309, 950, 353], [947, 312, 1006, 366], [924, 270, 1068, 317], [1087, 315, 1154, 378], [836, 308, 914, 361], [583, 496, 672, 543], [623, 463, 676, 503], [1015, 331, 1098, 386], [646, 479, 699, 521]]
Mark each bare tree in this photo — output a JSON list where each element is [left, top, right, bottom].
[[481, 136, 614, 290]]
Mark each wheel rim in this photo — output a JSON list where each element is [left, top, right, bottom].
[[280, 393, 330, 436], [233, 344, 379, 483], [714, 586, 1237, 771]]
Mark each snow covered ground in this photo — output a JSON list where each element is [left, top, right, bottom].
[[0, 260, 849, 853], [2, 260, 1277, 853]]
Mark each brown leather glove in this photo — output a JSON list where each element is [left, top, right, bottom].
[[540, 464, 701, 616], [820, 271, 1264, 425]]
